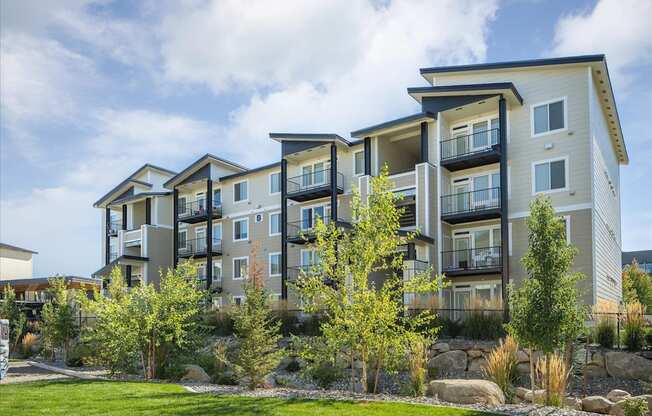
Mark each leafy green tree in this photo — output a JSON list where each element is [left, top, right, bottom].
[[622, 259, 652, 309], [41, 276, 79, 361], [506, 196, 586, 406], [229, 249, 283, 389], [294, 166, 443, 393], [0, 286, 26, 352]]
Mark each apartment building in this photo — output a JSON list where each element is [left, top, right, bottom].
[[93, 54, 627, 310], [0, 243, 37, 280]]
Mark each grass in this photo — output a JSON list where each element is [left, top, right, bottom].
[[0, 380, 500, 416]]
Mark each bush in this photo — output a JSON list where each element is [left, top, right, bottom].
[[206, 310, 235, 336], [463, 311, 505, 340], [482, 335, 519, 402], [437, 317, 463, 338], [403, 339, 428, 397], [308, 362, 342, 389], [623, 301, 647, 352], [285, 359, 301, 373], [593, 317, 617, 348], [535, 353, 570, 407], [624, 397, 649, 416], [65, 343, 94, 367], [20, 333, 39, 358]]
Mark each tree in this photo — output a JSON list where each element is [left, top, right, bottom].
[[229, 247, 283, 389], [294, 166, 443, 393], [506, 196, 586, 406], [41, 276, 79, 361], [0, 286, 26, 352], [622, 259, 652, 309]]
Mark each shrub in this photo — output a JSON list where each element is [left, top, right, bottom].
[[482, 335, 519, 402], [285, 359, 301, 373], [20, 333, 39, 358], [623, 301, 647, 352], [463, 311, 505, 340], [65, 343, 94, 367], [206, 310, 235, 336], [437, 317, 463, 338], [403, 339, 428, 397], [308, 362, 342, 389], [593, 317, 617, 348], [624, 397, 649, 416], [535, 353, 570, 407]]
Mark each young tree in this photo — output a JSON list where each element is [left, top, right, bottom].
[[622, 259, 652, 309], [0, 286, 26, 352], [506, 196, 586, 406], [41, 276, 79, 361], [294, 166, 443, 393], [229, 247, 283, 389]]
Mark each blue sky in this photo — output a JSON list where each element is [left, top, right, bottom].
[[1, 0, 650, 277]]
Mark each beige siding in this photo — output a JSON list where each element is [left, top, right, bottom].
[[0, 248, 34, 280]]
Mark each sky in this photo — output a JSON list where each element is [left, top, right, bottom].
[[0, 0, 650, 277]]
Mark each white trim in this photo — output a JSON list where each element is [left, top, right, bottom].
[[531, 155, 569, 195], [233, 179, 249, 204], [232, 217, 249, 242], [530, 96, 568, 138], [425, 164, 430, 235], [268, 171, 281, 196], [232, 256, 249, 280], [268, 252, 282, 277], [507, 165, 511, 199], [223, 204, 281, 220], [508, 202, 593, 219], [232, 295, 245, 305], [352, 150, 365, 176], [268, 211, 281, 236], [588, 67, 597, 305], [300, 248, 318, 267]]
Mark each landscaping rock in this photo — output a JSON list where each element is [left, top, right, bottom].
[[181, 365, 211, 383], [467, 350, 483, 359], [582, 395, 614, 414], [514, 387, 530, 400], [467, 357, 487, 373], [592, 351, 606, 367], [564, 396, 582, 410], [517, 350, 529, 363], [449, 339, 474, 351], [585, 363, 609, 378], [521, 389, 545, 403], [605, 352, 652, 381], [606, 389, 631, 403], [427, 379, 505, 406], [433, 342, 450, 353], [516, 363, 531, 375], [427, 350, 467, 377]]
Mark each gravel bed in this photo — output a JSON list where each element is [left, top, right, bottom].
[[567, 375, 649, 397], [0, 360, 70, 384], [183, 383, 602, 416]]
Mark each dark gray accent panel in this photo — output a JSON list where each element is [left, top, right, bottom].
[[206, 179, 213, 290], [498, 95, 509, 322], [420, 122, 428, 163], [282, 140, 330, 157], [330, 144, 337, 221], [178, 164, 211, 187], [421, 95, 497, 114], [281, 158, 288, 300], [122, 205, 127, 230], [364, 137, 371, 175]]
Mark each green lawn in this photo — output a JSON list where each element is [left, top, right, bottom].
[[0, 380, 499, 416]]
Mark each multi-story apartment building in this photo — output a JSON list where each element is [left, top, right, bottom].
[[93, 54, 627, 310]]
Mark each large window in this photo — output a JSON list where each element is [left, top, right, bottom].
[[233, 218, 249, 241], [178, 229, 187, 249], [269, 212, 281, 236], [233, 257, 249, 280], [532, 98, 566, 136], [269, 253, 281, 277], [301, 205, 329, 229], [302, 161, 328, 187], [533, 158, 567, 193], [269, 172, 281, 195], [213, 260, 222, 282], [213, 223, 222, 241], [234, 180, 248, 203], [178, 196, 187, 216], [213, 189, 221, 207], [353, 151, 364, 176]]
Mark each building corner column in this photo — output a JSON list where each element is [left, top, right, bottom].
[[145, 198, 152, 225], [364, 137, 371, 176], [105, 207, 111, 265], [173, 188, 179, 269], [420, 121, 429, 164], [499, 95, 509, 322], [281, 159, 288, 300], [206, 180, 213, 290]]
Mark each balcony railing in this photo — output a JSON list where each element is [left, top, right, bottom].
[[442, 246, 502, 274], [178, 199, 222, 219], [178, 237, 222, 257], [441, 187, 501, 216], [287, 217, 350, 242], [441, 128, 500, 161], [123, 229, 142, 247], [402, 259, 430, 280], [107, 221, 121, 237], [287, 168, 344, 196]]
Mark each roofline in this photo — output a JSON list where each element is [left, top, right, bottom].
[[351, 112, 436, 138], [163, 154, 248, 188], [109, 191, 172, 207], [0, 243, 38, 255], [219, 161, 282, 182], [407, 82, 523, 105], [0, 276, 102, 286], [93, 178, 153, 208], [269, 133, 351, 146], [132, 163, 177, 177], [420, 54, 606, 76]]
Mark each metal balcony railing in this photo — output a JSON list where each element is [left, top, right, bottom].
[[287, 265, 320, 281], [178, 237, 222, 257], [178, 199, 222, 219], [287, 168, 344, 195], [287, 216, 350, 241], [441, 187, 501, 216], [441, 246, 502, 273], [440, 128, 500, 161], [107, 221, 121, 237], [402, 259, 431, 280]]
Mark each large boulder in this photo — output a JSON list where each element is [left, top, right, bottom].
[[564, 396, 582, 410], [428, 350, 467, 377], [468, 357, 487, 373], [605, 352, 652, 381], [427, 379, 505, 406], [517, 350, 530, 363], [606, 389, 631, 403], [433, 342, 450, 353], [181, 365, 211, 383], [582, 396, 614, 414], [585, 363, 609, 378]]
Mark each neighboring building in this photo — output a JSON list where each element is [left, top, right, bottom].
[[623, 250, 652, 275], [0, 243, 37, 280], [93, 54, 627, 309]]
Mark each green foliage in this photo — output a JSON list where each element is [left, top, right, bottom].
[[285, 359, 301, 373], [623, 260, 652, 309], [436, 317, 464, 338], [204, 309, 235, 336], [462, 311, 505, 340], [506, 196, 586, 405], [65, 343, 94, 367], [624, 397, 649, 416], [41, 276, 80, 361], [293, 166, 444, 393], [403, 339, 428, 397], [80, 262, 205, 378], [229, 255, 284, 389], [309, 362, 343, 389], [0, 285, 26, 352], [593, 318, 616, 348]]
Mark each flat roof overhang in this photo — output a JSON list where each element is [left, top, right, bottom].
[[0, 276, 102, 292], [92, 255, 148, 278], [350, 112, 436, 138], [407, 83, 523, 107]]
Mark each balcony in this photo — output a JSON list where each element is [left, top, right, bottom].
[[440, 128, 501, 171], [178, 237, 222, 258], [197, 273, 223, 293], [287, 265, 336, 287], [177, 199, 222, 224], [107, 221, 121, 237], [397, 196, 416, 229], [442, 246, 502, 276], [286, 217, 351, 244], [287, 168, 344, 202], [123, 229, 142, 247], [441, 187, 501, 224], [402, 259, 430, 279]]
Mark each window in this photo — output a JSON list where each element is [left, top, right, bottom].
[[532, 98, 565, 136], [178, 196, 187, 216], [213, 189, 221, 208], [233, 217, 249, 241], [269, 253, 281, 277], [301, 250, 320, 267], [353, 151, 364, 176], [301, 205, 329, 230], [178, 229, 187, 250], [269, 172, 281, 195], [533, 158, 567, 193], [269, 212, 281, 236], [302, 161, 328, 187], [213, 261, 222, 282], [196, 192, 206, 211], [232, 296, 245, 306], [213, 223, 222, 242], [234, 180, 248, 203], [233, 257, 248, 280]]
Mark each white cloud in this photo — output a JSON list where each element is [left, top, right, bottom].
[[551, 0, 652, 88]]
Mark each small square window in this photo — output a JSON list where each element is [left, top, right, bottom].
[[269, 172, 281, 194], [532, 99, 565, 136], [354, 151, 364, 175], [534, 159, 566, 193], [233, 218, 249, 241], [234, 181, 248, 202], [269, 253, 281, 277]]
